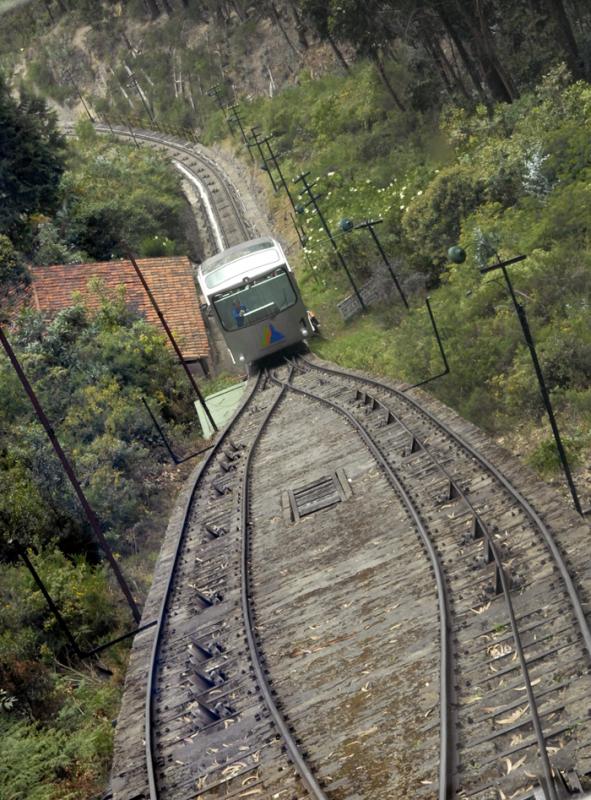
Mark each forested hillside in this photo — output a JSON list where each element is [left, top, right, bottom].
[[0, 75, 217, 799], [2, 1, 591, 798]]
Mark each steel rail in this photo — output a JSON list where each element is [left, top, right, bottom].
[[238, 368, 329, 800], [300, 355, 591, 662], [290, 365, 558, 799], [93, 123, 251, 243], [386, 408, 557, 798], [145, 371, 263, 800], [269, 371, 453, 800]]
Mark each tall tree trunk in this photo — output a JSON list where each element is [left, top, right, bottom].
[[445, 0, 517, 103], [436, 5, 489, 105], [43, 0, 55, 24], [326, 32, 350, 73], [287, 0, 309, 49], [270, 2, 300, 54], [121, 32, 136, 55], [422, 33, 454, 95], [373, 53, 406, 112], [434, 35, 471, 100], [143, 0, 160, 19], [474, 0, 519, 102], [544, 0, 585, 78]]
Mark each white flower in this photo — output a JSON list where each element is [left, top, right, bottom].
[[327, 171, 336, 177], [400, 205, 405, 210], [417, 190, 423, 196]]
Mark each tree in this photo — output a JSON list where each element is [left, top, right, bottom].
[[543, 0, 585, 79], [298, 0, 351, 73], [327, 0, 407, 110], [0, 77, 66, 239], [0, 235, 28, 302]]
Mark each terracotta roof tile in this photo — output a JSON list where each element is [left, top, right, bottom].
[[28, 257, 209, 361]]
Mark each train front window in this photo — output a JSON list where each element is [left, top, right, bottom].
[[213, 268, 297, 331]]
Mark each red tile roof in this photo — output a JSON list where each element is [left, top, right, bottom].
[[28, 257, 209, 361]]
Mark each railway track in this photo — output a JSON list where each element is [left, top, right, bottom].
[[113, 354, 591, 800], [95, 123, 591, 799], [90, 122, 253, 252]]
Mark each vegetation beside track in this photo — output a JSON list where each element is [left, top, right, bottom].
[[213, 65, 591, 494], [0, 80, 228, 799]]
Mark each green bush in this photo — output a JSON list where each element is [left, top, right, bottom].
[[402, 164, 484, 271]]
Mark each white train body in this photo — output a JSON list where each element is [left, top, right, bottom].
[[197, 237, 312, 365]]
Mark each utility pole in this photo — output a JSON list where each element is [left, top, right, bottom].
[[206, 83, 226, 111], [125, 63, 155, 124], [294, 172, 366, 312], [340, 217, 409, 309], [125, 251, 218, 433], [0, 326, 141, 624], [225, 103, 250, 150], [264, 134, 298, 213], [480, 254, 584, 516], [64, 71, 94, 123], [248, 127, 278, 190]]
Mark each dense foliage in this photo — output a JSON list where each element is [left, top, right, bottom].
[[0, 291, 207, 798], [1, 0, 589, 135], [0, 80, 205, 799], [0, 74, 66, 241], [238, 64, 591, 479]]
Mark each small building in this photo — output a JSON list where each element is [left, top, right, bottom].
[[27, 256, 211, 374]]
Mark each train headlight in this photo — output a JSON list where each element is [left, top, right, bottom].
[[300, 327, 309, 337], [238, 354, 245, 362]]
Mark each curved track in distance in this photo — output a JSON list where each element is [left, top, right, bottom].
[[91, 122, 253, 251]]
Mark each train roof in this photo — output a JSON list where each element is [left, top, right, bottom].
[[198, 237, 286, 294]]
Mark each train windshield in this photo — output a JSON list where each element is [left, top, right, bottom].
[[213, 267, 297, 331]]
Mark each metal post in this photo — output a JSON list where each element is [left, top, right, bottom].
[[142, 398, 215, 465], [13, 539, 157, 661], [265, 137, 297, 212], [13, 541, 84, 657], [291, 212, 307, 247], [364, 221, 409, 309], [126, 65, 155, 124], [294, 172, 366, 312], [249, 127, 278, 190], [481, 256, 583, 515], [142, 397, 179, 464], [403, 297, 450, 390], [125, 251, 218, 433], [206, 84, 226, 112], [0, 327, 141, 623], [226, 103, 250, 150], [66, 73, 94, 123], [126, 120, 140, 148]]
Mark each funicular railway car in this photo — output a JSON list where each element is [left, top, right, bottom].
[[197, 237, 313, 367]]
